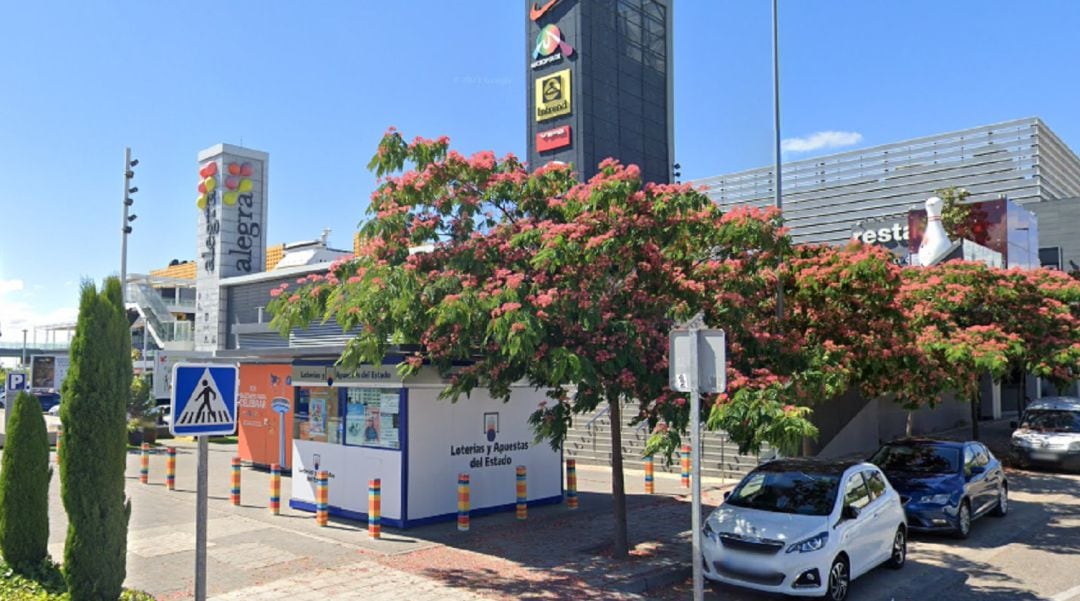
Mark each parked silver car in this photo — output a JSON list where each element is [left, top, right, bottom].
[[1010, 397, 1080, 471]]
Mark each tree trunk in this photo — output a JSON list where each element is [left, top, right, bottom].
[[905, 411, 914, 438], [608, 398, 629, 559], [970, 393, 980, 441]]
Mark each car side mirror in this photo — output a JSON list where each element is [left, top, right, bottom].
[[1010, 421, 1018, 429], [842, 505, 860, 521], [968, 466, 985, 478], [723, 491, 731, 501]]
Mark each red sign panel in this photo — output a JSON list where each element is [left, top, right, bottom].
[[536, 125, 572, 152]]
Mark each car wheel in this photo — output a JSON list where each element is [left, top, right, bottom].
[[955, 501, 972, 539], [991, 484, 1008, 517], [822, 555, 850, 601], [886, 526, 907, 569]]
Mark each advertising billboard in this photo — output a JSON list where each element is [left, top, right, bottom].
[[30, 355, 68, 391], [237, 364, 295, 469], [535, 68, 571, 122]]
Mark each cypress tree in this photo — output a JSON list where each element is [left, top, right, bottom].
[[0, 390, 52, 569], [60, 278, 132, 601]]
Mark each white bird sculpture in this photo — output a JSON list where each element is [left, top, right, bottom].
[[918, 196, 953, 266]]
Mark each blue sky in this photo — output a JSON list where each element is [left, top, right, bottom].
[[2, 0, 1079, 342]]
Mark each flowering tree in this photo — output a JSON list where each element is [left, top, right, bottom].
[[269, 131, 815, 558]]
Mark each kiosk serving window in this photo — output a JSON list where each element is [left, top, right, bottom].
[[345, 388, 401, 449], [294, 387, 344, 444]]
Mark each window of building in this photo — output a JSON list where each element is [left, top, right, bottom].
[[1039, 246, 1062, 269], [293, 387, 343, 444], [293, 386, 401, 450]]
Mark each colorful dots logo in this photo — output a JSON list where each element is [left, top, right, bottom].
[[196, 161, 218, 210], [199, 160, 254, 208]]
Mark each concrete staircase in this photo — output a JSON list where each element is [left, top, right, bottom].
[[563, 404, 776, 482]]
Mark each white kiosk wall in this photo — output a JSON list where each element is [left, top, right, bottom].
[[288, 363, 562, 528], [406, 386, 562, 524]]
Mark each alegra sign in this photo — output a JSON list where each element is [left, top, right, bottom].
[[535, 68, 571, 122], [536, 125, 571, 152], [531, 24, 574, 69]]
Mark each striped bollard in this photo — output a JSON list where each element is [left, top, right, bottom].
[[516, 466, 527, 520], [645, 455, 655, 494], [230, 456, 241, 505], [315, 471, 329, 526], [565, 459, 578, 510], [166, 447, 176, 491], [457, 473, 470, 532], [55, 429, 62, 465], [368, 478, 381, 538], [140, 443, 150, 484], [269, 463, 281, 515], [681, 444, 691, 489]]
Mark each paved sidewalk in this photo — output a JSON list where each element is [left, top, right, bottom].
[[37, 439, 729, 600]]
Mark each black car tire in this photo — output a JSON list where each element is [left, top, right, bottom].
[[990, 484, 1008, 517], [885, 526, 907, 569], [954, 500, 972, 539], [821, 555, 850, 601]]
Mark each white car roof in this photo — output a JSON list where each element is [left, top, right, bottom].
[[1027, 397, 1080, 412]]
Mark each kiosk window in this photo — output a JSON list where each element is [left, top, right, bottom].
[[294, 387, 343, 444], [345, 388, 401, 449]]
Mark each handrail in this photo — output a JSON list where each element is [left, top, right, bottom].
[[584, 405, 610, 430]]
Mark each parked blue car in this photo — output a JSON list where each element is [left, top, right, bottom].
[[869, 439, 1007, 538]]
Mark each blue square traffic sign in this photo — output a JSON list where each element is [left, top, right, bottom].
[[170, 363, 238, 436]]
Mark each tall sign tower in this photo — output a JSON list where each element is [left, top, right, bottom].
[[194, 144, 269, 351], [525, 0, 674, 184]]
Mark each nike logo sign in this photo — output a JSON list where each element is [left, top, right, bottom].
[[530, 0, 559, 21]]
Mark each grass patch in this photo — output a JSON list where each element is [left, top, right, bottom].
[[207, 436, 238, 445], [0, 559, 155, 601]]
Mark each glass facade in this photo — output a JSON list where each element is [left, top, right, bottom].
[[294, 386, 402, 450]]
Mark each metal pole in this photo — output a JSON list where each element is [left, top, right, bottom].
[[195, 435, 208, 601], [689, 325, 704, 601], [121, 147, 131, 305], [772, 0, 784, 319], [21, 329, 27, 367]]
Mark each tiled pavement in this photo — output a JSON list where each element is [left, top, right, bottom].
[[40, 439, 731, 600]]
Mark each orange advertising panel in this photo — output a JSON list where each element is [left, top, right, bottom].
[[237, 364, 294, 469]]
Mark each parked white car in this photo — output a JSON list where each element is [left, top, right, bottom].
[[702, 459, 907, 600]]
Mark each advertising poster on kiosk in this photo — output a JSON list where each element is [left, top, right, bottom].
[[236, 364, 294, 469]]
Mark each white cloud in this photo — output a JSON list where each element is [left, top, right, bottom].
[[781, 130, 863, 154], [0, 278, 78, 341]]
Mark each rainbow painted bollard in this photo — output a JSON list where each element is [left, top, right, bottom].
[[166, 447, 176, 491], [230, 456, 241, 506], [516, 466, 528, 520], [680, 444, 691, 489], [315, 471, 329, 526], [565, 459, 578, 510], [270, 463, 281, 515], [645, 455, 655, 494], [457, 473, 470, 532], [368, 479, 381, 539], [55, 429, 62, 465], [140, 443, 150, 484]]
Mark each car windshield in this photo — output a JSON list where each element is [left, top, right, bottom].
[[1020, 410, 1080, 433], [870, 444, 960, 474], [725, 470, 840, 516]]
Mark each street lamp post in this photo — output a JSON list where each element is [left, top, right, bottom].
[[21, 329, 27, 367], [121, 147, 139, 304], [772, 0, 784, 319]]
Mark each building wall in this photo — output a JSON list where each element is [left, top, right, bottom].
[[693, 118, 1080, 246], [1029, 197, 1080, 271]]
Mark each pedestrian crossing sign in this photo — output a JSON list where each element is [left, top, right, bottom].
[[170, 363, 238, 436]]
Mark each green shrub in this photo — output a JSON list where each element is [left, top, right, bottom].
[[0, 391, 52, 569], [59, 278, 132, 601]]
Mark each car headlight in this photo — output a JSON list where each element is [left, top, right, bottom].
[[918, 493, 952, 505], [703, 520, 717, 540], [786, 532, 828, 554]]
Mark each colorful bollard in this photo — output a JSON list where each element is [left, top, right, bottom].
[[140, 443, 150, 484], [645, 455, 655, 494], [166, 447, 176, 491], [230, 456, 241, 505], [315, 470, 329, 526], [368, 478, 381, 538], [457, 473, 470, 532], [565, 459, 578, 510], [681, 444, 691, 489], [516, 465, 528, 520], [270, 463, 281, 515], [55, 429, 62, 465]]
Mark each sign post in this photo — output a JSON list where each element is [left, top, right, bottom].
[[5, 372, 27, 431], [670, 317, 726, 601], [170, 363, 238, 601]]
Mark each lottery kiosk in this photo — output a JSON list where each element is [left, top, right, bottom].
[[288, 357, 563, 528]]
